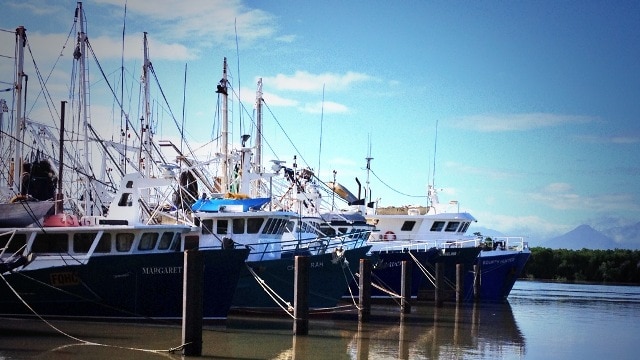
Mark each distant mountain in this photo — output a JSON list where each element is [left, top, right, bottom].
[[602, 221, 640, 250], [466, 226, 505, 239], [543, 225, 618, 250]]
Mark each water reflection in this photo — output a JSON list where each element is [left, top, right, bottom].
[[347, 303, 526, 359], [1, 302, 526, 359]]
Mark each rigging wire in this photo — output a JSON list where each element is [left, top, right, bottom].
[[369, 168, 428, 198], [262, 100, 311, 167]]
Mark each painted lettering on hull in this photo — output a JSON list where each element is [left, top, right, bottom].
[[482, 257, 515, 266], [50, 272, 80, 286], [141, 267, 183, 275], [287, 262, 324, 271]]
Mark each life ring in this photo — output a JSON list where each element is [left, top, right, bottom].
[[383, 231, 396, 241]]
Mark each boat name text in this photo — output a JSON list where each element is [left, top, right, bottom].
[[482, 258, 516, 266], [142, 266, 183, 275], [287, 261, 324, 271], [50, 272, 80, 286]]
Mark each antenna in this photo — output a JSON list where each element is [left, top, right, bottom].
[[318, 83, 325, 177], [365, 134, 373, 208], [432, 119, 438, 188]]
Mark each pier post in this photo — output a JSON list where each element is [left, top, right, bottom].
[[456, 263, 464, 304], [182, 250, 203, 356], [435, 262, 444, 307], [293, 255, 309, 335], [473, 264, 481, 301], [400, 260, 412, 314], [358, 258, 371, 322]]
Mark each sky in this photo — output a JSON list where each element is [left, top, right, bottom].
[[1, 0, 639, 243]]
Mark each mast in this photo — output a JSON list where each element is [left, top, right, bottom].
[[255, 78, 263, 175], [216, 57, 229, 193], [365, 154, 373, 214], [55, 101, 66, 214], [12, 26, 26, 192], [141, 32, 152, 179], [74, 2, 93, 215]]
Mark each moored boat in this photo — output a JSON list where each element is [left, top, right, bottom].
[[364, 184, 530, 302], [0, 173, 250, 321]]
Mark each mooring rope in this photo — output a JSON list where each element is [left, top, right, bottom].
[[0, 272, 188, 355], [408, 251, 457, 290], [244, 263, 296, 318]]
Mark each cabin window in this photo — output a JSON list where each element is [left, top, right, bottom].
[[459, 222, 470, 233], [217, 220, 228, 235], [73, 233, 96, 254], [118, 193, 133, 207], [138, 232, 158, 251], [401, 221, 416, 231], [263, 218, 288, 235], [263, 218, 278, 234], [95, 233, 112, 253], [201, 219, 214, 235], [338, 227, 348, 234], [32, 233, 68, 253], [430, 221, 445, 232], [247, 218, 264, 234], [0, 233, 27, 253], [158, 232, 174, 250], [233, 218, 245, 234], [320, 226, 336, 237], [184, 235, 199, 250], [286, 220, 296, 233], [276, 219, 287, 234], [116, 233, 134, 252], [445, 222, 460, 232], [262, 219, 288, 235]]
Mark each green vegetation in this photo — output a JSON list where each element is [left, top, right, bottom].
[[522, 247, 640, 284]]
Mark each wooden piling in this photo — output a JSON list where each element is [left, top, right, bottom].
[[358, 258, 371, 322], [293, 255, 309, 335], [473, 263, 481, 301], [456, 263, 464, 303], [182, 250, 203, 356], [400, 260, 412, 314], [435, 262, 444, 307]]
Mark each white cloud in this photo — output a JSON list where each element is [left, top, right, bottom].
[[5, 0, 63, 16], [527, 182, 639, 212], [444, 161, 519, 179], [93, 0, 277, 46], [263, 71, 373, 92], [575, 134, 640, 144], [454, 113, 593, 132], [300, 101, 348, 114], [262, 92, 298, 107], [471, 211, 572, 239]]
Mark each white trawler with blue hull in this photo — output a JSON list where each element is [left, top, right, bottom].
[[364, 183, 530, 302]]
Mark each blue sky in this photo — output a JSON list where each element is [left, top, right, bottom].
[[1, 0, 639, 243]]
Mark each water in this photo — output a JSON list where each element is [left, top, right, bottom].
[[1, 280, 638, 359]]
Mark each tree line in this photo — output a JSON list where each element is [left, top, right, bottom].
[[521, 247, 640, 284]]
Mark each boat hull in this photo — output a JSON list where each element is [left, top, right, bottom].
[[368, 248, 440, 297], [0, 248, 250, 321], [350, 247, 481, 300], [232, 245, 372, 309], [466, 250, 531, 302]]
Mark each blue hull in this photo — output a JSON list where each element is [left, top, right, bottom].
[[232, 245, 372, 309], [363, 247, 482, 299], [0, 248, 250, 321], [464, 251, 531, 302], [367, 248, 440, 297]]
